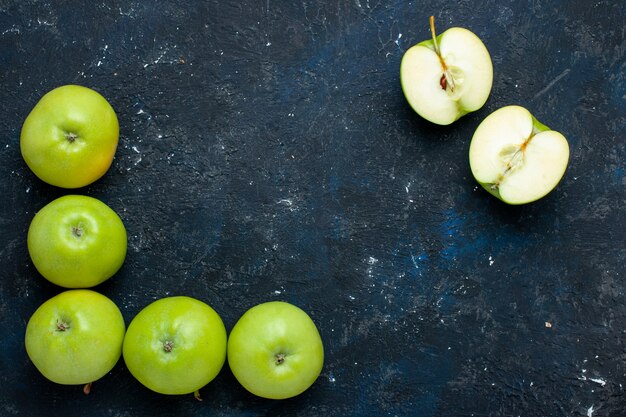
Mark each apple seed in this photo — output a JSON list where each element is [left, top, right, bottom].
[[440, 74, 447, 90]]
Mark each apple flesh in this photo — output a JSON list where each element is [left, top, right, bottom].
[[469, 105, 570, 204], [227, 301, 324, 400], [122, 296, 227, 398], [25, 290, 125, 387], [20, 84, 119, 188], [401, 16, 493, 125]]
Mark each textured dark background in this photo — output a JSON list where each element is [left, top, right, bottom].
[[1, 1, 624, 416]]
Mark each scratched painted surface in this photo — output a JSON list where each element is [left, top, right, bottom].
[[0, 1, 624, 416]]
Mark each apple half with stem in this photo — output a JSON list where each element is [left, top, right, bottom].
[[400, 16, 493, 125], [469, 105, 570, 204]]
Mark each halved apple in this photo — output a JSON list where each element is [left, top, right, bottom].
[[400, 16, 493, 125], [469, 105, 570, 204]]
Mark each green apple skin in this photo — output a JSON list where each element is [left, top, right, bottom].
[[469, 105, 570, 204], [20, 85, 119, 188], [400, 27, 493, 125], [25, 290, 126, 385], [122, 296, 227, 396], [27, 195, 127, 288], [227, 301, 324, 400]]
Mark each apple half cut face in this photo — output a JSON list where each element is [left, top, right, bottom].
[[469, 105, 570, 204], [400, 17, 493, 125]]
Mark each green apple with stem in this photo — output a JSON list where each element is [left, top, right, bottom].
[[28, 195, 127, 288], [469, 105, 570, 204], [400, 16, 493, 125], [122, 296, 227, 400], [20, 84, 119, 188], [227, 301, 324, 400], [25, 290, 126, 393]]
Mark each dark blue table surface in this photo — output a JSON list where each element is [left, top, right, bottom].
[[1, 1, 624, 416]]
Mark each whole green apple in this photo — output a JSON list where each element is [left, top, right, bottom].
[[20, 84, 119, 188], [227, 301, 324, 399], [25, 290, 126, 388], [122, 296, 227, 398], [400, 16, 493, 125], [27, 195, 127, 288]]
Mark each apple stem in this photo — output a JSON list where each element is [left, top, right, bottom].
[[429, 16, 440, 55], [83, 382, 92, 395], [429, 15, 456, 92], [194, 390, 203, 401]]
